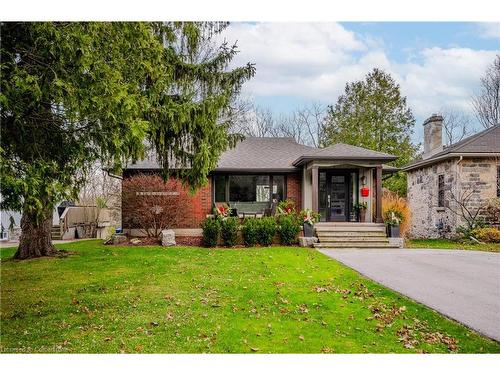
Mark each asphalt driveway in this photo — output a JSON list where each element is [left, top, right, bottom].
[[319, 248, 500, 342]]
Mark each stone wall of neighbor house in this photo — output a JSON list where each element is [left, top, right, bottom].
[[287, 173, 302, 210], [407, 157, 499, 238], [122, 174, 212, 231]]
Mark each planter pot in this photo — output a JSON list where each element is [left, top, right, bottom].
[[387, 224, 400, 238], [303, 222, 314, 237], [358, 208, 366, 223]]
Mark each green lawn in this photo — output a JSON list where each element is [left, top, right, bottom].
[[406, 239, 500, 252], [1, 240, 498, 353]]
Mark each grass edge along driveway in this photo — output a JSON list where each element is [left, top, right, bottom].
[[1, 240, 499, 353]]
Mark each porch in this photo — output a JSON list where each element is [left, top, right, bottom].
[[293, 143, 398, 224]]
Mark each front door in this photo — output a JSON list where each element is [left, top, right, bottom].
[[328, 173, 349, 221]]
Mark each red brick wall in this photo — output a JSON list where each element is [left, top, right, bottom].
[[286, 173, 302, 210], [175, 235, 204, 246], [122, 174, 212, 230]]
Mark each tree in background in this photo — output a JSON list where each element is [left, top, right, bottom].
[[472, 54, 500, 129], [232, 101, 325, 147], [440, 107, 476, 146], [321, 68, 418, 196], [1, 22, 255, 259]]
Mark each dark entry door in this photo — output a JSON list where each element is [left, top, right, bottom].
[[328, 173, 349, 222]]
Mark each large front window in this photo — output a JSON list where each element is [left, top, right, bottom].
[[213, 174, 286, 213], [229, 175, 270, 202]]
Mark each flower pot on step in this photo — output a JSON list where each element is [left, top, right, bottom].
[[387, 224, 400, 238], [303, 222, 314, 237]]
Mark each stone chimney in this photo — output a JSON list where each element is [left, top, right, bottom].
[[423, 114, 443, 159]]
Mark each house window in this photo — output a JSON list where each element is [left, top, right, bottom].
[[229, 175, 270, 202], [438, 174, 445, 207], [214, 175, 227, 202], [213, 174, 286, 204]]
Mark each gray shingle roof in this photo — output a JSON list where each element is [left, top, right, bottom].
[[215, 137, 315, 171], [292, 143, 397, 166], [404, 124, 500, 171], [124, 137, 398, 172]]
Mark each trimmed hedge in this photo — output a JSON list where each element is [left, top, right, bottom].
[[278, 215, 301, 245], [221, 217, 239, 247], [242, 218, 259, 247], [201, 217, 220, 247], [257, 217, 277, 246]]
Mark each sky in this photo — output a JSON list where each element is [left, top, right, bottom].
[[220, 22, 500, 142]]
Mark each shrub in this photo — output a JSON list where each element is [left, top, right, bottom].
[[201, 218, 220, 247], [382, 189, 410, 236], [257, 217, 277, 246], [472, 227, 500, 243], [484, 198, 500, 224], [221, 217, 239, 247], [242, 218, 259, 247], [456, 218, 486, 239], [277, 199, 296, 216], [278, 215, 301, 245], [122, 174, 181, 237]]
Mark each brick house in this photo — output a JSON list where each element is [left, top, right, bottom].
[[403, 116, 500, 239], [122, 137, 399, 246]]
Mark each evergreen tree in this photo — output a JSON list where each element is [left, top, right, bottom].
[[1, 22, 255, 259], [321, 68, 418, 195]]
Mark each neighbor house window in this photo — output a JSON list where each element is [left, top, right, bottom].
[[438, 174, 445, 207], [497, 166, 500, 197]]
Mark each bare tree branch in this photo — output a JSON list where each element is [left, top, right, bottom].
[[440, 108, 476, 146], [472, 54, 500, 129]]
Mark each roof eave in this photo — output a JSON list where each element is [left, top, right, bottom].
[[213, 167, 299, 173], [403, 152, 500, 171], [292, 155, 398, 166]]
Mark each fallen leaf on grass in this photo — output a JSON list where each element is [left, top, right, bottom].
[[250, 347, 260, 352]]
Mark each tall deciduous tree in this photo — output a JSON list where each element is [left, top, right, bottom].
[[321, 68, 418, 195], [472, 54, 500, 129], [0, 22, 255, 259]]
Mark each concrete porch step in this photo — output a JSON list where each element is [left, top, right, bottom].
[[316, 236, 389, 243], [314, 242, 398, 249], [315, 232, 387, 238], [315, 223, 385, 228], [315, 227, 386, 233]]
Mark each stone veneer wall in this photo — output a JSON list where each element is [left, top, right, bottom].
[[407, 157, 499, 238]]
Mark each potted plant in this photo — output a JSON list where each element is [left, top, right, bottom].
[[299, 209, 320, 237], [353, 202, 368, 222], [384, 209, 402, 237], [277, 199, 296, 216]]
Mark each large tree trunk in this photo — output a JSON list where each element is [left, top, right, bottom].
[[14, 208, 57, 260]]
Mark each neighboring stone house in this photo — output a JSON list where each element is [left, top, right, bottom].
[[404, 115, 500, 239]]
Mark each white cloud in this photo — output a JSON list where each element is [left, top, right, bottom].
[[222, 23, 499, 127], [477, 22, 500, 39]]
